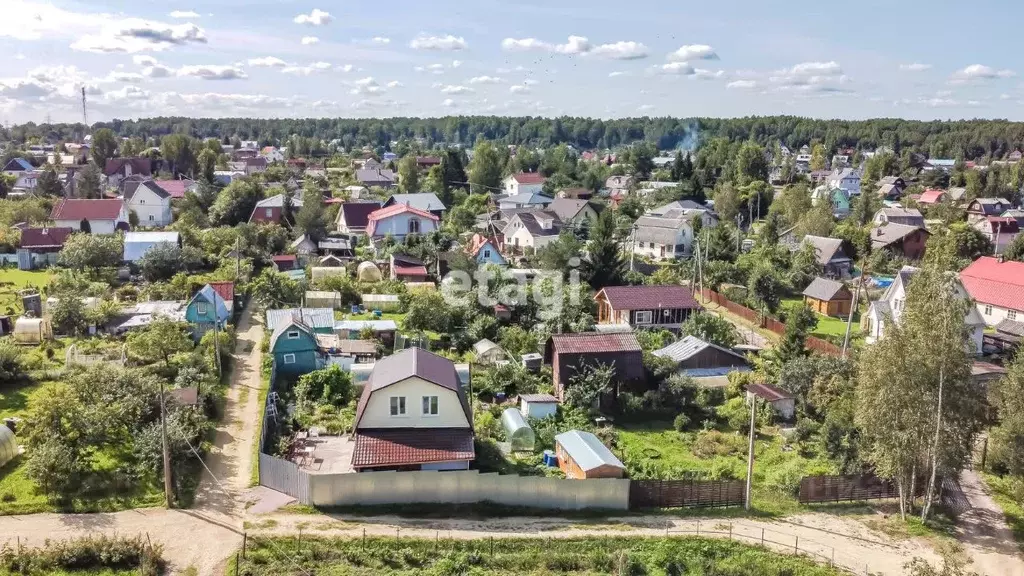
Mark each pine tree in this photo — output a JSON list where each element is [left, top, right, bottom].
[[585, 210, 625, 290], [78, 164, 101, 198], [36, 167, 62, 196], [294, 188, 327, 241]]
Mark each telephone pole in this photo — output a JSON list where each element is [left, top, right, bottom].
[[159, 380, 173, 508], [744, 396, 757, 511]]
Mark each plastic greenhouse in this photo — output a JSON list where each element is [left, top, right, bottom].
[[360, 294, 401, 312], [501, 408, 536, 452], [0, 425, 18, 468], [356, 261, 383, 283], [13, 317, 52, 345]]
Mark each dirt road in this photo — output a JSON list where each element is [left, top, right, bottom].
[[954, 471, 1024, 576], [0, 303, 266, 576]]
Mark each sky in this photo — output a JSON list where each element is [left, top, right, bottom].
[[1, 0, 1023, 125]]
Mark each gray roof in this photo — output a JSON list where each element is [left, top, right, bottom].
[[653, 335, 746, 364], [265, 307, 335, 330], [871, 223, 926, 248], [256, 193, 303, 208], [387, 193, 446, 212], [876, 207, 925, 227], [335, 319, 398, 331], [124, 231, 180, 244], [514, 211, 562, 237], [472, 338, 501, 355], [633, 214, 687, 245], [802, 235, 848, 266], [996, 319, 1024, 337], [554, 430, 625, 472], [947, 187, 967, 201], [548, 198, 590, 222], [356, 168, 395, 184], [501, 192, 554, 206], [124, 180, 171, 202], [802, 277, 849, 301], [269, 317, 316, 351]]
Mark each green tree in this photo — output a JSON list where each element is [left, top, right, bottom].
[[138, 243, 187, 282], [1003, 233, 1024, 262], [850, 187, 880, 226], [57, 233, 123, 268], [36, 166, 62, 196], [49, 295, 89, 335], [0, 341, 23, 384], [735, 141, 769, 186], [497, 325, 540, 358], [989, 353, 1024, 477], [584, 210, 625, 290], [295, 365, 353, 413], [795, 200, 835, 238], [197, 148, 217, 184], [679, 313, 739, 348], [210, 178, 265, 226], [249, 268, 303, 308], [772, 183, 813, 228], [563, 362, 615, 410], [468, 140, 504, 192], [161, 134, 198, 177], [126, 319, 194, 371], [78, 163, 101, 198], [398, 155, 419, 193], [90, 128, 118, 168], [713, 182, 742, 223], [773, 302, 817, 364], [747, 264, 784, 313], [809, 143, 827, 171], [294, 187, 327, 241]]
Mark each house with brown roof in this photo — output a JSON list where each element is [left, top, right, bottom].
[[16, 227, 74, 269], [465, 233, 507, 266], [873, 206, 925, 228], [595, 285, 702, 331], [366, 203, 441, 244], [548, 198, 599, 229], [351, 347, 474, 471], [50, 199, 129, 234], [870, 222, 929, 260], [973, 217, 1020, 255], [917, 189, 947, 206], [746, 383, 795, 420], [544, 332, 644, 406], [416, 156, 441, 169], [104, 158, 152, 188], [966, 198, 1012, 224], [250, 193, 303, 224], [335, 201, 382, 235], [503, 210, 562, 251]]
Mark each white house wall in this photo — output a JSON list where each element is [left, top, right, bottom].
[[128, 188, 172, 227], [358, 376, 469, 429]]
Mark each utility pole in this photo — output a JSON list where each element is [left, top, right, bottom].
[[629, 224, 638, 273], [235, 236, 240, 280], [159, 380, 173, 508], [841, 265, 866, 357], [745, 395, 757, 511], [734, 213, 743, 254], [213, 314, 222, 379]]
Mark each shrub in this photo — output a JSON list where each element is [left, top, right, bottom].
[[673, 413, 690, 432], [716, 396, 750, 430], [0, 535, 164, 575]]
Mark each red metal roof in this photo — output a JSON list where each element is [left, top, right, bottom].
[[512, 172, 546, 185], [394, 265, 428, 277], [207, 281, 235, 303], [597, 285, 702, 311], [979, 217, 1020, 235], [961, 256, 1024, 313], [747, 383, 792, 402], [18, 227, 73, 249], [272, 254, 297, 263], [50, 199, 125, 221], [352, 428, 475, 468], [918, 189, 946, 204], [153, 179, 191, 199], [549, 332, 642, 354]]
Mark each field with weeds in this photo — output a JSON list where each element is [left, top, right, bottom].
[[229, 535, 845, 575], [0, 268, 53, 315]]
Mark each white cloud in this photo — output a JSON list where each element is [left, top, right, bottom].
[[338, 64, 354, 73], [900, 63, 932, 72], [282, 62, 333, 76], [608, 71, 627, 78], [103, 71, 145, 83], [415, 63, 447, 75], [1000, 93, 1012, 100], [591, 41, 648, 60], [470, 76, 503, 84], [133, 55, 158, 66], [248, 56, 288, 68], [72, 20, 207, 53], [104, 85, 149, 102], [293, 9, 333, 26], [168, 10, 200, 19], [387, 80, 403, 88], [0, 80, 54, 101], [142, 65, 174, 78], [441, 85, 473, 94], [523, 79, 538, 86], [951, 64, 1016, 82], [442, 98, 457, 107], [727, 80, 757, 89], [667, 44, 718, 62], [693, 68, 725, 80], [502, 37, 550, 51], [510, 85, 530, 94], [301, 36, 320, 45], [555, 35, 591, 55], [410, 34, 467, 51], [451, 60, 463, 69], [158, 92, 292, 110], [637, 104, 655, 112], [372, 37, 390, 45], [660, 62, 695, 75], [767, 61, 850, 94], [784, 61, 842, 76], [177, 64, 247, 80], [350, 77, 386, 95]]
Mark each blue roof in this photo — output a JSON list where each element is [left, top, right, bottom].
[[501, 192, 554, 206], [682, 367, 751, 378], [554, 430, 624, 472], [5, 158, 33, 171], [192, 285, 230, 321], [266, 308, 335, 330]]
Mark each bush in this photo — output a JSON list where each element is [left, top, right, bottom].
[[716, 396, 750, 430], [0, 535, 164, 575], [673, 413, 690, 432]]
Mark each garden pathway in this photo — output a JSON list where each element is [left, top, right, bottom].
[[953, 470, 1024, 576]]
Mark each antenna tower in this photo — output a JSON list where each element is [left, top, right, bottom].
[[81, 87, 88, 128]]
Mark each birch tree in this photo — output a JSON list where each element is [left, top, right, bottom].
[[856, 264, 982, 519]]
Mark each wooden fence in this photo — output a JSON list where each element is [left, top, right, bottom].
[[630, 479, 745, 509], [699, 289, 843, 357], [798, 474, 901, 503]]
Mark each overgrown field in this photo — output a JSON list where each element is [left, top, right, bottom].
[[230, 535, 844, 575]]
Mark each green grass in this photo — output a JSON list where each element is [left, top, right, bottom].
[[335, 311, 407, 323], [780, 297, 863, 340], [249, 362, 272, 487], [0, 378, 48, 419], [0, 268, 53, 314], [982, 473, 1024, 551], [229, 535, 845, 575]]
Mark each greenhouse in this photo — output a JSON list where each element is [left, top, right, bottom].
[[13, 317, 52, 345], [360, 294, 401, 312], [501, 408, 536, 452], [0, 425, 18, 469], [356, 261, 382, 283]]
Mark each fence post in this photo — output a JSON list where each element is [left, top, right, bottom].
[[794, 536, 798, 554], [235, 553, 239, 576], [729, 523, 732, 540], [831, 547, 835, 567], [696, 520, 699, 536], [362, 528, 366, 549], [396, 527, 401, 545], [490, 536, 494, 557], [761, 528, 764, 545], [242, 532, 247, 560]]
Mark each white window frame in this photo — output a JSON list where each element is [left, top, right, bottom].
[[1009, 310, 1018, 321], [286, 330, 300, 340], [265, 208, 273, 218], [422, 395, 439, 416], [282, 353, 296, 364], [483, 249, 491, 259], [634, 310, 653, 324], [984, 304, 993, 316], [197, 302, 208, 315], [389, 396, 407, 416]]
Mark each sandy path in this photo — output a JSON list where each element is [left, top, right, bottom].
[[0, 303, 266, 576], [245, 511, 940, 575], [954, 471, 1024, 576]]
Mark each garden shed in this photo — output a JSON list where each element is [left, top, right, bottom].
[[361, 294, 401, 312], [356, 261, 382, 282], [554, 430, 625, 479], [305, 290, 342, 309], [520, 393, 558, 419], [13, 317, 52, 344], [501, 408, 535, 452], [472, 339, 506, 365], [0, 424, 18, 468]]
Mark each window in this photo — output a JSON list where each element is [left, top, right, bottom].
[[265, 208, 273, 218], [1010, 310, 1018, 321], [408, 218, 421, 234], [282, 353, 296, 364], [985, 305, 993, 316], [634, 310, 653, 324], [197, 303, 208, 315], [389, 396, 407, 416], [483, 249, 491, 259], [286, 330, 300, 339], [422, 395, 439, 416], [148, 215, 154, 221]]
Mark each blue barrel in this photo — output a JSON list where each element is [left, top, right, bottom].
[[542, 450, 557, 467]]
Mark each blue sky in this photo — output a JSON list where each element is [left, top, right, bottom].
[[1, 0, 1022, 124]]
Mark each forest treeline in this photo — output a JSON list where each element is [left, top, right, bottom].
[[5, 116, 1024, 160]]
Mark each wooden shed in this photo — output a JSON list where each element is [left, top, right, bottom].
[[554, 430, 625, 479], [802, 277, 853, 318]]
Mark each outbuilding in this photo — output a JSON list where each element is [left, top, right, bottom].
[[501, 408, 536, 452], [519, 393, 558, 420], [13, 317, 53, 344], [472, 339, 506, 365], [802, 277, 853, 318], [361, 294, 401, 312], [305, 290, 342, 309], [554, 430, 625, 479], [123, 231, 181, 263], [746, 383, 796, 420]]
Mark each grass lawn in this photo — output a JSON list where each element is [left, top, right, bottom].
[[982, 472, 1024, 551], [780, 297, 865, 341], [0, 268, 53, 314], [616, 420, 836, 516]]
